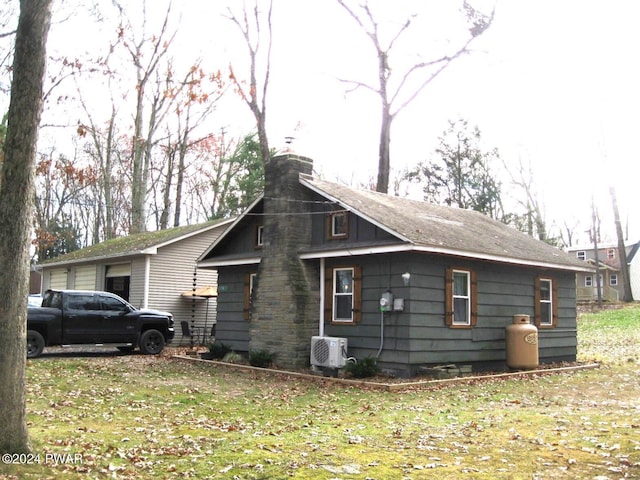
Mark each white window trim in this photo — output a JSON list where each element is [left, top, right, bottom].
[[610, 274, 618, 286], [539, 278, 553, 326], [577, 251, 586, 260], [332, 267, 354, 323], [452, 269, 471, 326], [331, 212, 348, 238], [256, 225, 264, 246], [585, 276, 592, 287]]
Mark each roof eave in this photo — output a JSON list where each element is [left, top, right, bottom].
[[299, 243, 594, 272], [39, 250, 154, 268], [198, 256, 262, 268]]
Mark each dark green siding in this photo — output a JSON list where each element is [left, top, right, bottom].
[[323, 253, 577, 376], [214, 267, 251, 352]]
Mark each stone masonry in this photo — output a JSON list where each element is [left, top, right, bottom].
[[248, 154, 319, 369]]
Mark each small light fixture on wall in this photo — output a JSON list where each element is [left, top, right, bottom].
[[401, 272, 411, 286]]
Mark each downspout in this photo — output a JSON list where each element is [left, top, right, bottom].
[[143, 254, 151, 309], [319, 258, 325, 337]]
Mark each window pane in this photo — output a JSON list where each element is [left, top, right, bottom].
[[335, 295, 353, 320], [540, 280, 551, 301], [453, 298, 469, 324], [335, 269, 353, 294], [453, 272, 468, 296], [540, 303, 551, 324], [332, 213, 347, 236]]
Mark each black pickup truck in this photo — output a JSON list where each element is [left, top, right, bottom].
[[27, 289, 175, 358]]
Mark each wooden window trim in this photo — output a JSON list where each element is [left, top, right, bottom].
[[326, 211, 349, 240], [445, 268, 477, 329], [324, 265, 362, 324], [534, 276, 558, 328]]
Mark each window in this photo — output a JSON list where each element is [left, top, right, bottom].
[[576, 251, 586, 260], [255, 225, 264, 248], [324, 266, 362, 324], [607, 248, 615, 259], [327, 211, 349, 239], [445, 268, 477, 328], [535, 277, 557, 328], [99, 295, 130, 313], [244, 273, 257, 321], [610, 274, 618, 286], [585, 276, 593, 287]]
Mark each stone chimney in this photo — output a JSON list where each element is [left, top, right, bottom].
[[249, 154, 319, 369]]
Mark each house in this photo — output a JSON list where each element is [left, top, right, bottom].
[[626, 242, 640, 301], [37, 219, 233, 345], [197, 154, 592, 377], [566, 242, 636, 302]]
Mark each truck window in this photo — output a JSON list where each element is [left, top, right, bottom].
[[43, 290, 63, 309], [64, 294, 100, 311], [99, 295, 130, 313]]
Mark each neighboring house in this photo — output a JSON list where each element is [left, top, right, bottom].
[[197, 154, 592, 377], [566, 242, 637, 302], [626, 242, 640, 301], [37, 219, 234, 345]]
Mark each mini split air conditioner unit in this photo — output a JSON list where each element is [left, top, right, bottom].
[[310, 336, 347, 368]]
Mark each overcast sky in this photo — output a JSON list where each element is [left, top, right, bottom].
[[43, 0, 639, 245]]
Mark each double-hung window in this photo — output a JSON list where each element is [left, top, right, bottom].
[[535, 277, 557, 328], [334, 268, 354, 321], [445, 268, 477, 328], [324, 266, 362, 324]]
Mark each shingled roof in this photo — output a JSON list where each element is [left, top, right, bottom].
[[40, 218, 233, 266], [301, 177, 590, 272]]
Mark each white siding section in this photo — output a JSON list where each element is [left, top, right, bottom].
[[148, 229, 222, 345], [128, 257, 147, 309], [74, 265, 96, 290]]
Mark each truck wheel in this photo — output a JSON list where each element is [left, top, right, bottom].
[[139, 329, 165, 355], [27, 330, 45, 358]]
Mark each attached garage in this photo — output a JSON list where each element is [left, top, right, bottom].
[[37, 219, 233, 345]]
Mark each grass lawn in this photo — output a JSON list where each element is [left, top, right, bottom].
[[1, 305, 639, 479]]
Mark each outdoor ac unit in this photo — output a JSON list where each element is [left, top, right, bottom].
[[310, 336, 347, 368]]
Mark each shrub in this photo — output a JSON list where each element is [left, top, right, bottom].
[[222, 352, 244, 364], [208, 341, 232, 360], [344, 357, 380, 378], [249, 349, 276, 368]]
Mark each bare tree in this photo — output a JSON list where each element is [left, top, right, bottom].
[[112, 1, 177, 234], [337, 0, 494, 193], [0, 0, 52, 454], [502, 153, 553, 242], [227, 0, 273, 165], [610, 186, 633, 301]]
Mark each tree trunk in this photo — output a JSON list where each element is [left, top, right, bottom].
[[0, 0, 51, 454], [611, 187, 633, 301], [376, 108, 392, 194]]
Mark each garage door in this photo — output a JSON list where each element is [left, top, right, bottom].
[[106, 264, 131, 277], [74, 265, 96, 290], [49, 269, 68, 290]]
